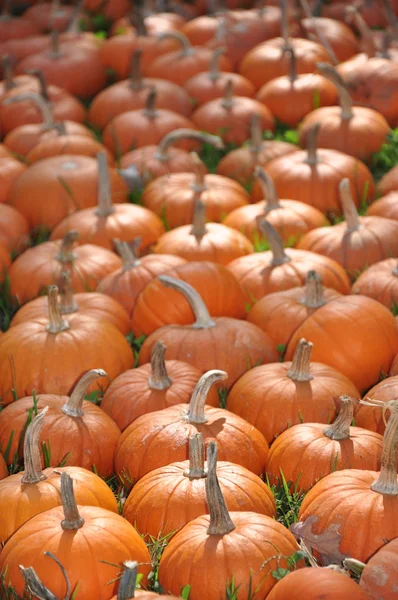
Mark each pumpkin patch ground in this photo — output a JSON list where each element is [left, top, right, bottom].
[[0, 1, 398, 599]]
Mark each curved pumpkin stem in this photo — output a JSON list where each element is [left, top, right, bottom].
[[301, 270, 326, 309], [27, 69, 50, 103], [317, 63, 353, 120], [61, 369, 107, 417], [187, 370, 227, 424], [287, 339, 314, 382], [305, 123, 320, 166], [95, 151, 114, 218], [129, 49, 144, 91], [46, 286, 70, 334], [59, 271, 79, 314], [158, 275, 216, 330], [3, 91, 55, 128], [156, 130, 224, 163], [21, 407, 49, 484], [323, 396, 354, 440], [221, 79, 234, 111], [117, 561, 139, 600], [208, 47, 225, 82], [148, 341, 172, 391], [184, 432, 207, 479], [256, 220, 291, 266], [190, 152, 207, 193], [60, 472, 85, 530], [206, 440, 236, 535], [157, 31, 193, 56], [370, 400, 398, 495], [56, 230, 79, 263], [20, 551, 71, 600], [254, 166, 280, 211], [190, 195, 208, 243], [339, 178, 360, 232]]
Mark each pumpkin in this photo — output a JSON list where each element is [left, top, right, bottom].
[[9, 231, 122, 304], [115, 370, 269, 485], [367, 192, 398, 220], [88, 49, 192, 131], [0, 9, 40, 42], [228, 338, 359, 444], [253, 124, 375, 214], [9, 153, 127, 231], [23, 2, 74, 33], [0, 203, 29, 253], [266, 395, 383, 492], [378, 165, 398, 197], [352, 258, 398, 309], [266, 567, 370, 600], [97, 240, 185, 318], [0, 409, 118, 544], [119, 129, 223, 186], [355, 376, 398, 435], [296, 399, 398, 563], [285, 295, 398, 392], [0, 472, 152, 599], [256, 47, 338, 127], [138, 276, 278, 388], [0, 242, 11, 280], [227, 220, 350, 304], [158, 440, 303, 600], [0, 453, 6, 480], [141, 153, 250, 228], [0, 286, 133, 406], [298, 63, 390, 161], [224, 166, 328, 245], [26, 130, 113, 164], [247, 270, 342, 348], [102, 341, 219, 431], [297, 178, 398, 278], [184, 47, 256, 107], [124, 434, 276, 538], [215, 113, 298, 187], [131, 260, 247, 337], [0, 155, 26, 204], [10, 269, 130, 334], [50, 152, 164, 252], [110, 560, 180, 599], [191, 78, 275, 146], [102, 88, 197, 157], [360, 537, 398, 600]]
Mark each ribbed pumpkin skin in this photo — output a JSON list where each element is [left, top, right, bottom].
[[101, 360, 219, 431], [0, 204, 29, 253], [0, 505, 152, 600], [298, 470, 398, 562], [367, 192, 398, 220], [114, 403, 269, 484], [227, 362, 359, 444], [285, 296, 398, 393], [355, 376, 398, 435], [123, 460, 276, 538], [158, 513, 303, 600], [266, 567, 370, 600], [0, 466, 118, 544], [352, 258, 398, 309], [131, 261, 247, 336], [0, 156, 27, 204], [360, 537, 398, 600], [266, 423, 383, 492]]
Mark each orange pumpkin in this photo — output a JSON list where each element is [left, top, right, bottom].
[[138, 276, 278, 388], [0, 203, 29, 253], [355, 376, 398, 436], [378, 165, 398, 197], [352, 258, 398, 309], [26, 131, 113, 164], [0, 472, 152, 599], [0, 286, 133, 406], [0, 243, 11, 281], [0, 155, 26, 204], [367, 192, 398, 220], [23, 2, 74, 33], [299, 8, 360, 62], [360, 537, 398, 600], [131, 260, 247, 337]]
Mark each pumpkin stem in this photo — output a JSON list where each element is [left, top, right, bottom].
[[221, 79, 234, 110], [317, 63, 353, 120], [144, 88, 158, 119], [183, 432, 207, 479], [323, 396, 354, 440], [249, 114, 263, 157], [21, 407, 49, 485], [345, 7, 376, 58], [2, 56, 16, 91], [190, 195, 208, 243], [60, 472, 85, 530], [131, 3, 148, 36], [157, 31, 193, 56], [280, 0, 291, 49], [3, 91, 55, 128], [49, 30, 62, 59], [206, 440, 236, 535], [20, 551, 70, 600], [301, 270, 326, 309], [257, 219, 291, 266], [339, 178, 360, 232], [187, 370, 227, 424], [114, 238, 141, 271], [46, 286, 70, 334], [371, 400, 398, 495], [286, 47, 297, 84], [28, 69, 50, 102], [254, 166, 280, 211], [117, 561, 139, 600], [129, 49, 144, 91], [305, 123, 320, 166], [95, 151, 114, 217], [190, 152, 207, 193], [299, 0, 339, 64], [382, 0, 398, 37], [287, 339, 314, 382], [58, 271, 78, 314], [61, 369, 107, 417], [158, 275, 217, 329], [156, 129, 224, 162], [67, 0, 84, 34], [148, 341, 172, 391], [56, 230, 79, 263], [1, 0, 11, 19], [208, 47, 225, 82]]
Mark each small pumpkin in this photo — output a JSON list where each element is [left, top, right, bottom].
[[367, 192, 398, 220], [352, 258, 398, 309]]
